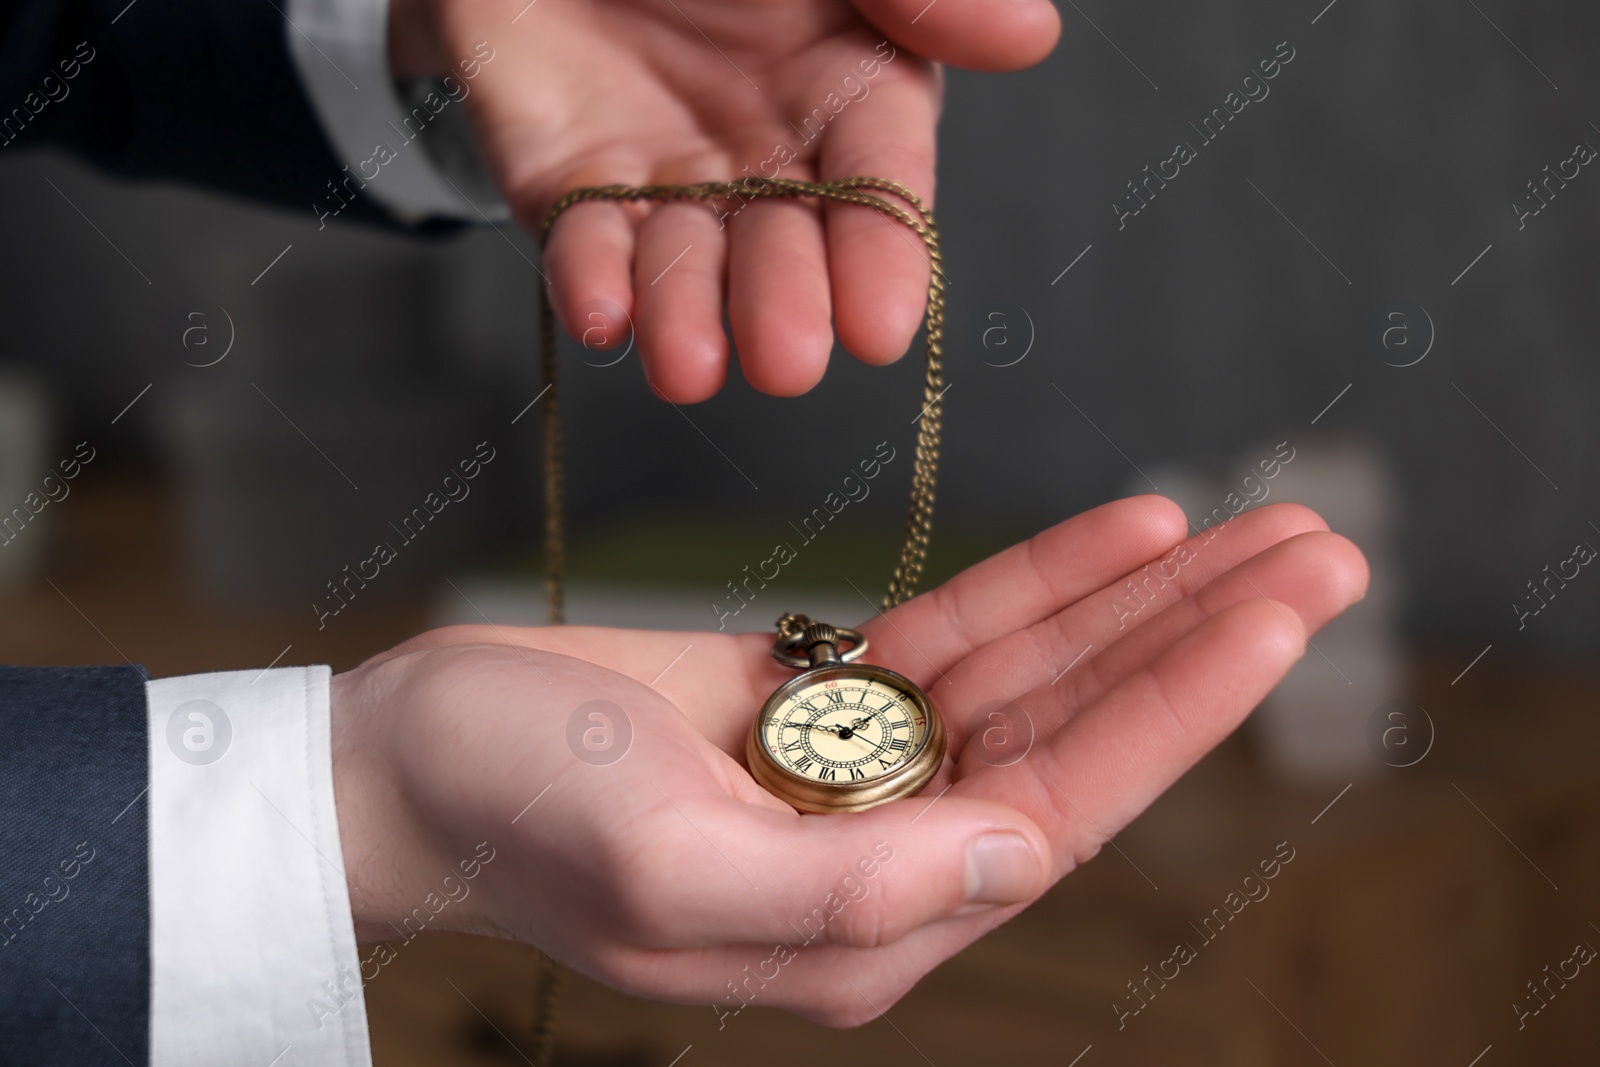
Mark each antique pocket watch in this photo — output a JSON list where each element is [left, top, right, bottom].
[[746, 613, 946, 814]]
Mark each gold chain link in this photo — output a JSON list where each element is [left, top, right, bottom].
[[528, 175, 946, 1065]]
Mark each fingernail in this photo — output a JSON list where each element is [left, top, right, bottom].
[[965, 832, 1040, 905]]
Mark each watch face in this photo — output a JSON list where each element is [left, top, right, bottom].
[[759, 669, 930, 785]]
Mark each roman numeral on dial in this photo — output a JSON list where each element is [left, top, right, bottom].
[[817, 766, 837, 781]]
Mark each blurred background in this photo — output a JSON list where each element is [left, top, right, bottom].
[[3, 0, 1598, 1062]]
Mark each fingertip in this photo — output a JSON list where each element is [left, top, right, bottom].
[[1329, 533, 1373, 603], [1002, 0, 1063, 68], [734, 322, 834, 396], [900, 795, 1050, 907], [727, 191, 833, 398], [570, 298, 633, 353], [1124, 493, 1193, 539], [1233, 597, 1310, 663], [1078, 494, 1190, 551], [632, 196, 732, 403], [964, 828, 1048, 906], [1285, 530, 1373, 610], [1250, 501, 1332, 536], [942, 0, 1062, 70], [641, 337, 729, 403], [834, 296, 921, 367], [859, 0, 1061, 71], [543, 201, 637, 344]]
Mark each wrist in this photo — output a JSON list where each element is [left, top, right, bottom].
[[331, 656, 513, 946], [331, 662, 456, 944], [330, 667, 387, 942]]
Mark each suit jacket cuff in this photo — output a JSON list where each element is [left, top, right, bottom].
[[0, 666, 150, 1066]]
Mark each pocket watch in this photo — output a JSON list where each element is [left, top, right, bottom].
[[746, 614, 946, 814]]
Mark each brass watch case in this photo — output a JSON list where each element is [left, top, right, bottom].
[[746, 662, 946, 814]]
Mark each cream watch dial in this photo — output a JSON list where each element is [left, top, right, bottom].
[[760, 676, 929, 784]]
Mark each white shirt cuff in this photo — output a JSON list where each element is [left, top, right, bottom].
[[147, 666, 372, 1067], [285, 0, 510, 222]]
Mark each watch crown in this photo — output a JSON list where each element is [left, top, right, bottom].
[[802, 622, 838, 649], [771, 615, 868, 669]]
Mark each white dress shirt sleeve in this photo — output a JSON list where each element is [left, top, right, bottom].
[[147, 667, 372, 1067], [285, 0, 510, 222]]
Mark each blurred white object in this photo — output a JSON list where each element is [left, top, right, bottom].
[[0, 369, 53, 589], [1244, 436, 1404, 783], [1123, 465, 1222, 524], [1127, 440, 1405, 783]]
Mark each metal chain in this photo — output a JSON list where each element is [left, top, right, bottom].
[[527, 175, 946, 1065], [530, 952, 559, 1066]]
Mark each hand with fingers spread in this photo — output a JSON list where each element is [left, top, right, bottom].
[[387, 0, 1060, 401], [328, 496, 1367, 1025]]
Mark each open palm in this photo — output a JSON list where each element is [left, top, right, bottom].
[[397, 0, 1059, 400], [330, 497, 1367, 1024]]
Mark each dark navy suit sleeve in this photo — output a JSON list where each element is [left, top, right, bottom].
[[0, 666, 151, 1067], [0, 0, 456, 230]]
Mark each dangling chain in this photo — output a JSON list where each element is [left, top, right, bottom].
[[527, 175, 947, 1065]]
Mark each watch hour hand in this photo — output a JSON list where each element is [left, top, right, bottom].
[[831, 721, 876, 744]]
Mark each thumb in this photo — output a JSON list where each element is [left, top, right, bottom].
[[648, 791, 1049, 951], [853, 0, 1062, 72]]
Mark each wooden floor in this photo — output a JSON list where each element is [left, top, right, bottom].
[[6, 474, 1597, 1065]]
